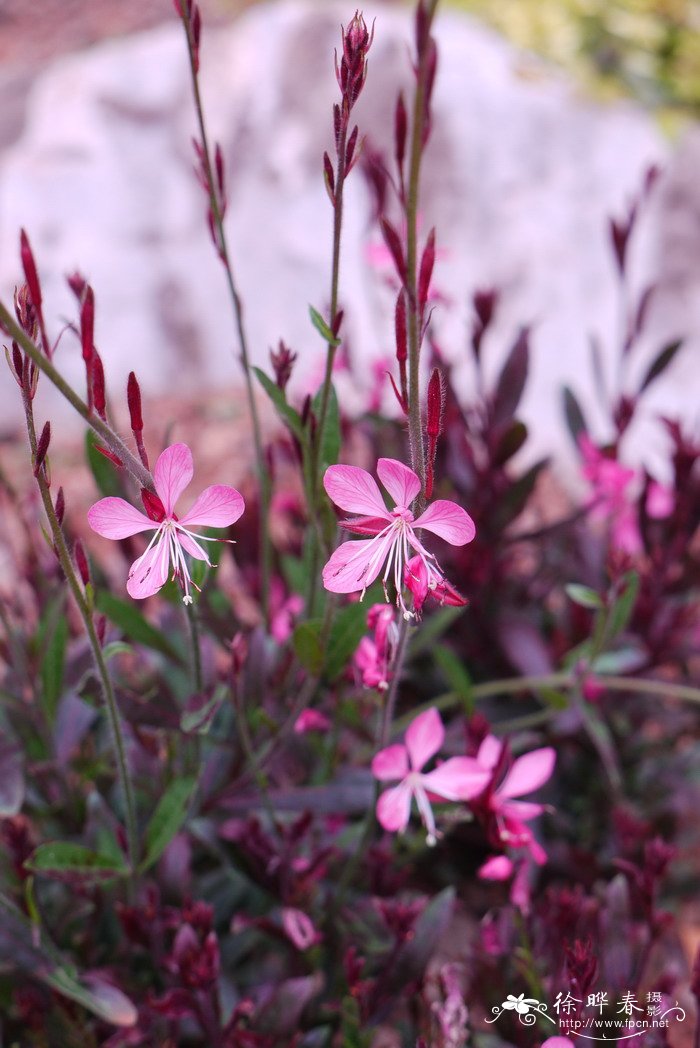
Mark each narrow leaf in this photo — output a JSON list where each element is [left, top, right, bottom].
[[309, 306, 340, 347], [639, 339, 682, 394], [563, 385, 587, 444], [96, 591, 184, 664], [566, 584, 604, 610], [253, 366, 304, 437], [27, 843, 127, 885], [492, 327, 529, 427], [85, 431, 121, 498], [141, 776, 196, 872]]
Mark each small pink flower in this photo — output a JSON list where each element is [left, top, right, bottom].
[[646, 479, 674, 519], [404, 555, 468, 617], [473, 735, 556, 863], [281, 907, 320, 951], [322, 458, 475, 617], [478, 855, 514, 881], [294, 709, 331, 734], [579, 435, 641, 554], [353, 603, 398, 690], [372, 708, 490, 846], [87, 443, 244, 603]]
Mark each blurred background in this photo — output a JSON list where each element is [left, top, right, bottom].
[[0, 0, 697, 479]]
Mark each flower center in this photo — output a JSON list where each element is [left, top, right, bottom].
[[391, 506, 414, 523]]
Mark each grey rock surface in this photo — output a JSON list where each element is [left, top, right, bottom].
[[0, 0, 695, 477]]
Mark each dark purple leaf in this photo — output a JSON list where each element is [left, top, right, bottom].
[[639, 339, 682, 394], [491, 327, 529, 428]]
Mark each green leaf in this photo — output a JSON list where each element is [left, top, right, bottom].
[[140, 777, 196, 873], [538, 687, 569, 709], [409, 606, 465, 655], [292, 620, 324, 675], [253, 367, 304, 438], [607, 571, 639, 640], [85, 431, 121, 497], [493, 419, 528, 466], [565, 583, 604, 610], [312, 383, 341, 469], [639, 339, 682, 393], [309, 305, 340, 347], [181, 691, 224, 734], [325, 602, 368, 679], [27, 843, 127, 885], [96, 591, 184, 664], [41, 616, 68, 722], [433, 645, 473, 708], [45, 968, 137, 1027]]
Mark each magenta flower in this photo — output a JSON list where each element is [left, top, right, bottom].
[[87, 443, 244, 603], [354, 603, 398, 690], [579, 434, 641, 554], [372, 708, 490, 846], [473, 735, 556, 863], [322, 458, 475, 616]]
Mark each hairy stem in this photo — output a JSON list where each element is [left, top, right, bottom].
[[178, 8, 272, 627], [21, 392, 139, 892], [0, 303, 153, 491]]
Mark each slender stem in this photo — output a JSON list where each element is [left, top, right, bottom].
[[178, 10, 272, 627], [21, 394, 138, 891], [186, 602, 203, 694], [0, 303, 153, 491], [379, 616, 411, 748]]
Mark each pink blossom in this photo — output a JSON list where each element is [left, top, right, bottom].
[[353, 604, 398, 690], [646, 479, 674, 519], [322, 458, 475, 617], [579, 434, 641, 553], [478, 855, 514, 881], [281, 907, 321, 950], [294, 709, 331, 734], [87, 443, 244, 603], [473, 735, 556, 863], [404, 554, 468, 617], [372, 708, 490, 846]]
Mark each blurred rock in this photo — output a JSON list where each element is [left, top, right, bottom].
[[0, 0, 695, 478]]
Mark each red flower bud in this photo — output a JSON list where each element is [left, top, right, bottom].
[[66, 271, 87, 300], [92, 351, 106, 420], [394, 92, 407, 191], [54, 487, 65, 525], [95, 614, 107, 645], [426, 367, 443, 438], [94, 444, 123, 468], [141, 489, 166, 522], [20, 229, 42, 311], [80, 286, 95, 365], [322, 151, 335, 206], [418, 228, 436, 315], [74, 538, 90, 586], [33, 421, 51, 478], [380, 218, 406, 286], [127, 372, 143, 433]]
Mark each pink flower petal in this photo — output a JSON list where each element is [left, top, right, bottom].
[[414, 500, 476, 545], [377, 458, 421, 509], [422, 757, 491, 800], [154, 443, 193, 516], [372, 743, 409, 782], [87, 497, 154, 540], [126, 536, 171, 599], [499, 747, 555, 799], [323, 464, 390, 518], [281, 907, 319, 950], [176, 531, 210, 562], [500, 799, 544, 823], [179, 485, 244, 528], [477, 734, 503, 770], [322, 537, 390, 594], [478, 855, 514, 881], [376, 780, 412, 833], [405, 707, 444, 772]]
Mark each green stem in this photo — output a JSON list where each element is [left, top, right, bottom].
[[178, 9, 272, 628], [0, 303, 153, 491], [186, 602, 203, 694], [21, 394, 138, 893], [379, 616, 411, 748]]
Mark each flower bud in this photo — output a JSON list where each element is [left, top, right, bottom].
[[20, 229, 42, 311], [127, 372, 143, 433], [74, 539, 90, 586], [33, 421, 50, 478]]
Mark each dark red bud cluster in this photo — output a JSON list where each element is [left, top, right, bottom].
[[175, 0, 201, 72], [335, 12, 373, 115], [193, 138, 227, 259], [270, 340, 297, 392]]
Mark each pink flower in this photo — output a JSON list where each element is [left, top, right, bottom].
[[646, 479, 674, 519], [353, 603, 398, 690], [579, 434, 641, 554], [281, 907, 320, 950], [473, 735, 556, 863], [322, 458, 475, 617], [294, 709, 331, 734], [404, 555, 468, 616], [372, 708, 490, 846], [87, 443, 244, 603]]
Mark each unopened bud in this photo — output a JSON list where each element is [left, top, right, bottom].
[[418, 228, 436, 314], [323, 152, 335, 206], [54, 487, 65, 525], [394, 93, 407, 181], [74, 539, 90, 586], [231, 632, 248, 675], [95, 614, 107, 646], [80, 286, 95, 364], [270, 340, 297, 392], [92, 351, 106, 419], [20, 229, 42, 311], [141, 489, 166, 522], [66, 271, 87, 300], [127, 372, 143, 433], [94, 444, 123, 468], [33, 421, 51, 478], [426, 368, 443, 438]]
